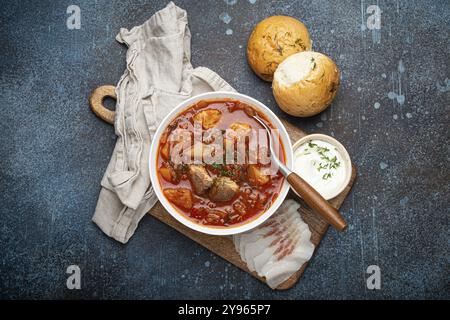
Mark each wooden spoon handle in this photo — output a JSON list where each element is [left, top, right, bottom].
[[89, 85, 116, 125], [287, 172, 347, 231]]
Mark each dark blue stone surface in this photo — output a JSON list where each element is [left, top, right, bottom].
[[0, 0, 448, 299]]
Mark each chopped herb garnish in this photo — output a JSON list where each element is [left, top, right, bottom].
[[303, 141, 342, 177], [210, 163, 234, 177], [308, 141, 318, 148], [322, 173, 332, 180], [311, 57, 317, 70], [211, 163, 222, 170], [294, 38, 306, 50]]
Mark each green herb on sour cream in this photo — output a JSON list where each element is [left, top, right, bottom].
[[293, 139, 347, 200]]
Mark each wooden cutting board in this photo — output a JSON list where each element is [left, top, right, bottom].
[[90, 85, 357, 290]]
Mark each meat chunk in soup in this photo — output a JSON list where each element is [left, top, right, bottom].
[[209, 177, 239, 202], [188, 165, 213, 195], [193, 109, 221, 129], [163, 188, 193, 209], [248, 165, 270, 186]]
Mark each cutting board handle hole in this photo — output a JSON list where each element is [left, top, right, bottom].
[[102, 96, 117, 111]]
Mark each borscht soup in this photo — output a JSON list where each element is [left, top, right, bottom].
[[156, 99, 286, 228]]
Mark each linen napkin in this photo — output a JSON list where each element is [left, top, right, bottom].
[[92, 2, 235, 243]]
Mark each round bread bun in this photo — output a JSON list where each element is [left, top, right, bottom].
[[247, 16, 312, 82], [272, 51, 340, 117]]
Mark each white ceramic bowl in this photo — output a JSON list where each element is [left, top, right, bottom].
[[292, 133, 352, 200], [149, 91, 293, 236]]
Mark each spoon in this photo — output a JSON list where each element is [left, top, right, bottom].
[[246, 107, 347, 231]]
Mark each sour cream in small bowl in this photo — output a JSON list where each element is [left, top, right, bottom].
[[292, 134, 352, 200]]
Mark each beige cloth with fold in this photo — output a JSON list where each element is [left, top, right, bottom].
[[92, 2, 235, 243]]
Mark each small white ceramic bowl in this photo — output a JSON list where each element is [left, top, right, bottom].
[[292, 133, 352, 200], [149, 91, 293, 236]]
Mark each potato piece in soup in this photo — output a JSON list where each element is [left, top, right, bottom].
[[193, 109, 222, 129], [163, 188, 193, 209], [248, 165, 270, 186], [229, 122, 252, 134], [159, 166, 174, 183], [160, 142, 170, 160]]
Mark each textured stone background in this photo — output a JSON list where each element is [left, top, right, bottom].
[[0, 0, 449, 299]]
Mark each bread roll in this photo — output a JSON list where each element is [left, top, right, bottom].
[[272, 51, 340, 117], [247, 16, 312, 82]]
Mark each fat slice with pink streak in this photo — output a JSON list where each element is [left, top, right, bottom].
[[239, 205, 299, 271], [233, 205, 297, 263], [232, 199, 315, 288]]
